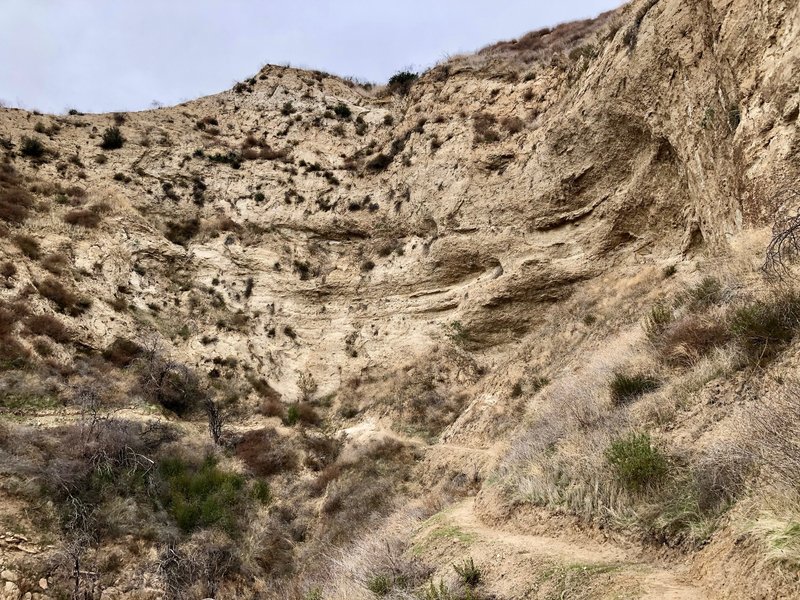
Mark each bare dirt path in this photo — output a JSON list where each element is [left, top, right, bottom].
[[424, 498, 706, 600]]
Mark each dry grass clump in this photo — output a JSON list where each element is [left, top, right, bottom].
[[476, 10, 616, 69], [656, 315, 730, 366], [609, 372, 660, 406], [36, 277, 91, 316], [301, 432, 343, 472], [647, 277, 800, 368], [41, 253, 70, 275], [63, 207, 103, 228], [501, 359, 746, 547], [13, 234, 41, 259], [0, 163, 34, 223], [472, 112, 501, 144], [235, 427, 299, 477], [311, 437, 420, 544], [102, 337, 144, 367], [24, 314, 72, 343]]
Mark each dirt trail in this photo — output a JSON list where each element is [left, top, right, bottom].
[[438, 498, 706, 600]]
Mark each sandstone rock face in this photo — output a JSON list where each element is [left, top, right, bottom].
[[0, 0, 798, 597], [1, 1, 796, 402]]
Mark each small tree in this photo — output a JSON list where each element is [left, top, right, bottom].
[[138, 338, 202, 416]]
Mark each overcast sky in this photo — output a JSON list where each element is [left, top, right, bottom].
[[0, 1, 622, 114]]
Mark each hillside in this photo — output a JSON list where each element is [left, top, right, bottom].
[[1, 0, 800, 598]]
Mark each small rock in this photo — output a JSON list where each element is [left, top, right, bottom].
[[38, 578, 48, 590], [4, 581, 20, 595], [1, 570, 18, 582]]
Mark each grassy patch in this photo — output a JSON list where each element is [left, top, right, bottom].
[[535, 562, 625, 600], [0, 392, 59, 412], [606, 432, 668, 493], [609, 373, 660, 406], [413, 524, 476, 556], [728, 290, 800, 364], [159, 455, 245, 533]]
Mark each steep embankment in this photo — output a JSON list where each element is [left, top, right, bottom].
[[0, 0, 799, 598]]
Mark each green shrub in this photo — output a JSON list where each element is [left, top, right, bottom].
[[609, 372, 659, 406], [388, 71, 418, 95], [159, 455, 245, 533], [606, 432, 668, 493], [282, 402, 319, 427], [207, 151, 241, 169], [685, 276, 724, 311], [333, 102, 352, 119], [453, 557, 481, 587], [729, 291, 800, 362], [305, 588, 323, 600], [100, 126, 125, 150], [252, 480, 272, 505], [367, 574, 392, 596], [20, 136, 45, 158]]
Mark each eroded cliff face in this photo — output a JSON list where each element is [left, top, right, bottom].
[[0, 0, 799, 597], [2, 0, 797, 397]]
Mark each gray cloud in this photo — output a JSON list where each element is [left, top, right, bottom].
[[0, 0, 622, 114]]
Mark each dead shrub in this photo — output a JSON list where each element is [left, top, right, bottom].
[[0, 173, 34, 223], [745, 383, 800, 489], [41, 253, 70, 275], [241, 147, 261, 161], [302, 433, 343, 471], [13, 234, 41, 259], [36, 278, 91, 316], [103, 337, 144, 367], [657, 316, 730, 365], [63, 208, 102, 228], [0, 304, 18, 337], [1, 261, 16, 279], [165, 218, 200, 246], [259, 146, 289, 161], [25, 314, 72, 343], [473, 112, 501, 144], [235, 427, 299, 476], [501, 116, 525, 134], [257, 397, 285, 419], [0, 335, 30, 369], [377, 363, 471, 439], [137, 347, 203, 416], [283, 402, 320, 427]]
